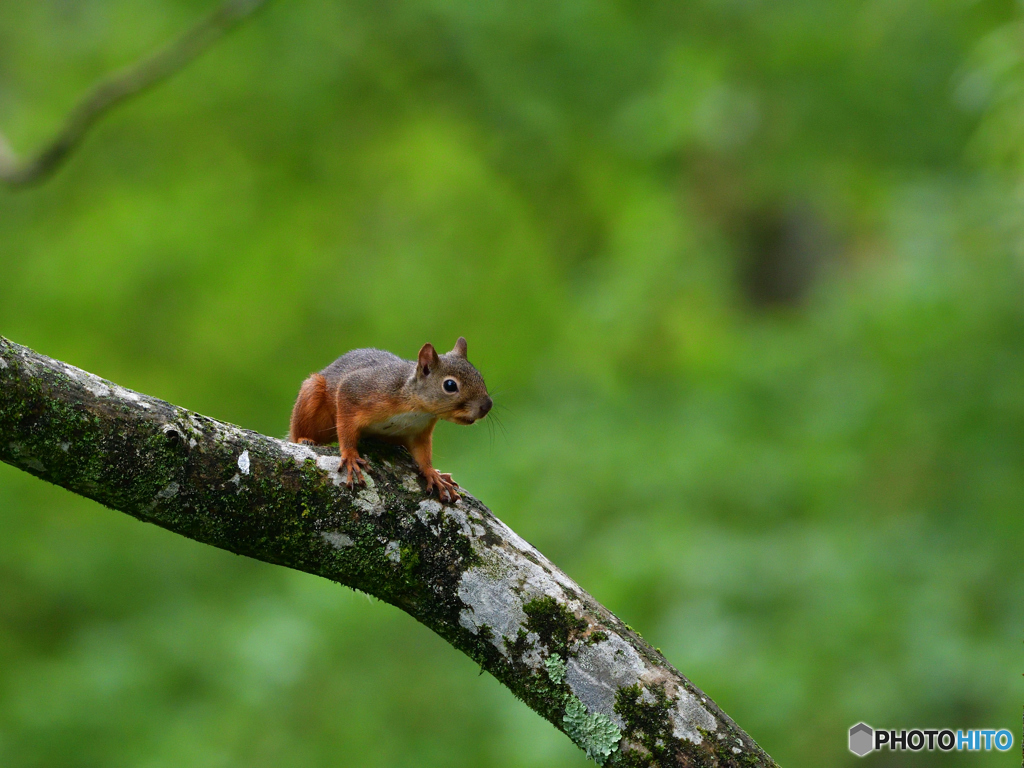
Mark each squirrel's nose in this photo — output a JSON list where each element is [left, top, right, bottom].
[[480, 397, 493, 416]]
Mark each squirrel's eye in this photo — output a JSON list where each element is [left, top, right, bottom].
[[443, 378, 459, 393]]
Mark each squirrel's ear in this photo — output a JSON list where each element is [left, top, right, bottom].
[[451, 337, 468, 358], [417, 343, 440, 376]]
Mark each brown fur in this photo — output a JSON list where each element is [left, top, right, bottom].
[[288, 338, 491, 502]]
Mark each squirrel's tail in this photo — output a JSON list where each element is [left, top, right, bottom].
[[288, 373, 335, 444]]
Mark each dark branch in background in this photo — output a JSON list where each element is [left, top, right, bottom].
[[0, 337, 778, 768], [0, 0, 267, 188]]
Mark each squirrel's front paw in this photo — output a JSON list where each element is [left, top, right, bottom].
[[425, 470, 460, 503], [339, 454, 368, 488]]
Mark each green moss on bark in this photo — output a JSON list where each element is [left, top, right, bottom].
[[523, 595, 588, 655]]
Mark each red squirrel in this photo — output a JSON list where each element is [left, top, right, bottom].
[[288, 337, 491, 502]]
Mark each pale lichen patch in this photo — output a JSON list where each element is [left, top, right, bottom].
[[112, 385, 150, 408], [415, 499, 443, 526], [520, 631, 544, 668], [488, 516, 541, 559], [353, 475, 383, 515], [567, 633, 646, 728], [457, 561, 527, 658], [667, 688, 717, 743], [115, 386, 139, 401], [545, 655, 567, 685], [322, 531, 355, 549], [56, 359, 152, 407], [82, 377, 111, 399], [563, 697, 621, 765], [484, 515, 580, 595], [0, 357, 7, 369], [156, 482, 180, 499], [59, 362, 112, 398], [457, 542, 575, 667], [385, 541, 401, 563], [314, 454, 343, 485], [278, 440, 317, 466], [444, 505, 486, 539], [186, 414, 208, 439], [628, 667, 718, 745], [209, 422, 248, 446], [520, 569, 581, 615], [238, 450, 251, 475]]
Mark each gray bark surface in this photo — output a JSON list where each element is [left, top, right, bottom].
[[0, 336, 778, 768]]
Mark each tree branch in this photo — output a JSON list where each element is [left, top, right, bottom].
[[0, 0, 267, 188], [0, 336, 778, 767]]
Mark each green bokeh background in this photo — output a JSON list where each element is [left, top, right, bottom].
[[1, 1, 1023, 765]]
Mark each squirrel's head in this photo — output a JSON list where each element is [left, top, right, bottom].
[[413, 337, 492, 425]]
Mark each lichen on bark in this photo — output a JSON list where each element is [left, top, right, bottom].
[[0, 336, 779, 768]]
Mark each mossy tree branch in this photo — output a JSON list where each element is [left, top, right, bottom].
[[0, 337, 778, 768], [0, 0, 267, 188]]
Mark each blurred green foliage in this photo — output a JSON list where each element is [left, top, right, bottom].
[[2, 0, 1023, 765]]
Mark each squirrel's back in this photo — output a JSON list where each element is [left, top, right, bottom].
[[320, 348, 412, 395]]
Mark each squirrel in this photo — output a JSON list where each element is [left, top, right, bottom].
[[288, 337, 492, 503]]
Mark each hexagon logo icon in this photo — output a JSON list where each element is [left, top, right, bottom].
[[849, 723, 874, 756]]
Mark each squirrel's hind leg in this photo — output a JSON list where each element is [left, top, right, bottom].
[[289, 374, 336, 445]]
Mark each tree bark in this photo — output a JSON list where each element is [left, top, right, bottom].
[[0, 336, 778, 768]]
